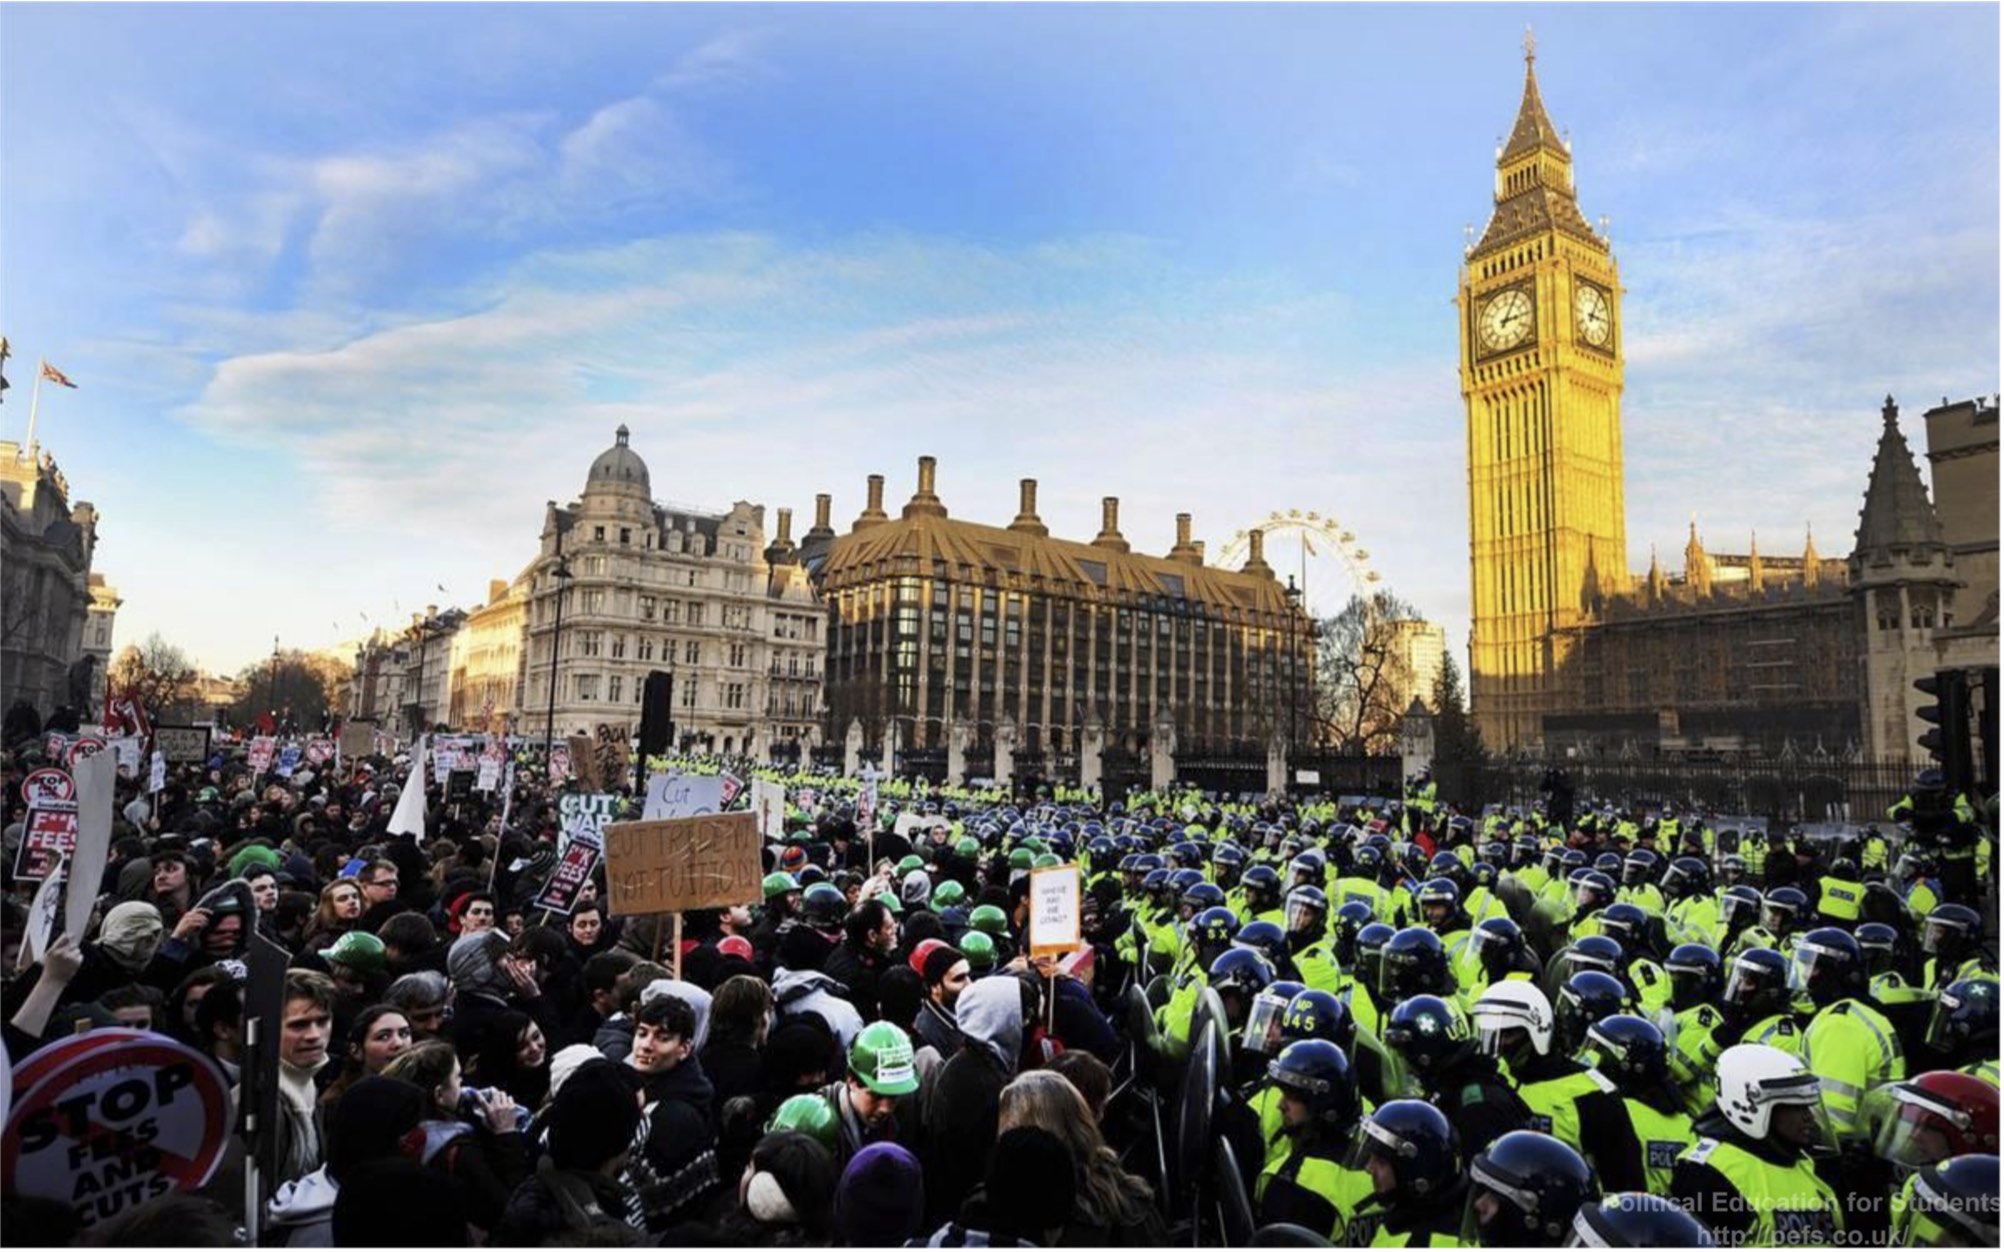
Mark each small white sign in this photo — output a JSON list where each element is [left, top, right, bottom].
[[642, 772, 730, 821], [1028, 863, 1083, 957], [751, 779, 788, 840]]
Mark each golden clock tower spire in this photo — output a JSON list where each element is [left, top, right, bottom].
[[1459, 37, 1627, 751]]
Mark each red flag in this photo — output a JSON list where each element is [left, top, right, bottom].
[[40, 362, 77, 389]]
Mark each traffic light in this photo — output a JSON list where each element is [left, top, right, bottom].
[[1914, 668, 1972, 793]]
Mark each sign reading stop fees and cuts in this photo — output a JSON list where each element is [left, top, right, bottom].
[[2, 1031, 234, 1230]]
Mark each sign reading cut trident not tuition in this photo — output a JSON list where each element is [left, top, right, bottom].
[[603, 811, 763, 916]]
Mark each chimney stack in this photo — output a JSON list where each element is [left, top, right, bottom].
[[1242, 528, 1274, 579], [903, 454, 947, 519], [1191, 540, 1206, 564], [764, 505, 799, 565], [814, 494, 831, 531], [854, 474, 889, 531], [1169, 512, 1201, 564], [1092, 497, 1131, 553], [1009, 478, 1049, 537], [777, 508, 793, 543]]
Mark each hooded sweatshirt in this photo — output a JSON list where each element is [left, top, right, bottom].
[[266, 1166, 340, 1247], [98, 901, 165, 971], [640, 979, 713, 1051], [921, 976, 1024, 1224], [771, 968, 865, 1051]]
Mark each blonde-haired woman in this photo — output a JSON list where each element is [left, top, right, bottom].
[[997, 1069, 1166, 1245]]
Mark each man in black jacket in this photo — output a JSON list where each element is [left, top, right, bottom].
[[824, 898, 898, 1023]]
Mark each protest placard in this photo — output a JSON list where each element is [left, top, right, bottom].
[[751, 779, 788, 840], [1028, 863, 1083, 957], [23, 869, 63, 966], [568, 734, 601, 790], [65, 736, 107, 769], [106, 736, 143, 774], [14, 805, 79, 883], [274, 744, 302, 778], [304, 737, 335, 766], [1, 1033, 233, 1230], [246, 736, 277, 774], [19, 767, 74, 810], [67, 752, 116, 944], [337, 720, 375, 762], [558, 792, 618, 852], [642, 772, 729, 820], [531, 841, 601, 916], [603, 812, 763, 916], [548, 742, 572, 783]]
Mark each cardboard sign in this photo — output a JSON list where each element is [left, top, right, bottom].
[[20, 767, 75, 809], [246, 736, 277, 774], [604, 811, 763, 915], [558, 793, 618, 852], [531, 841, 601, 916], [1, 1032, 234, 1229], [751, 779, 788, 840], [568, 734, 601, 790], [337, 720, 376, 762], [1028, 863, 1083, 958], [643, 772, 729, 821]]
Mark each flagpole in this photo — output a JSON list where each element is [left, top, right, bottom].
[[23, 359, 45, 459]]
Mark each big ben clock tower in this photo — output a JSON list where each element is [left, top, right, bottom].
[[1459, 31, 1628, 752]]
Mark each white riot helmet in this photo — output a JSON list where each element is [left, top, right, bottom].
[[1472, 980, 1554, 1058], [1715, 1044, 1833, 1142]]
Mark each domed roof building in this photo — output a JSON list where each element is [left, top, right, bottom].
[[514, 426, 824, 761]]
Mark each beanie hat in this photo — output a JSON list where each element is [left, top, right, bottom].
[[921, 944, 966, 988], [834, 1142, 925, 1248], [987, 1126, 1077, 1241], [228, 843, 282, 879], [325, 1076, 427, 1184], [546, 1059, 641, 1171], [744, 1131, 837, 1236], [446, 931, 507, 997], [640, 979, 712, 1051], [546, 1044, 602, 1101], [331, 1158, 468, 1247]]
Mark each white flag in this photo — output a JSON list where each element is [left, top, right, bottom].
[[387, 734, 428, 842]]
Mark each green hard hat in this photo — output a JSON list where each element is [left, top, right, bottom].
[[897, 855, 925, 875], [970, 904, 1008, 936], [319, 930, 386, 974], [849, 1021, 920, 1096], [931, 880, 966, 910], [960, 930, 998, 972], [1008, 848, 1035, 870], [1032, 853, 1062, 870], [767, 1094, 840, 1150], [1021, 837, 1049, 855], [954, 836, 980, 859], [876, 891, 904, 917], [763, 872, 801, 902]]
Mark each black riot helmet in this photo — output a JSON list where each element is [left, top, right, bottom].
[[1664, 943, 1723, 1013], [1383, 993, 1475, 1078], [1465, 1130, 1597, 1247], [1267, 1038, 1360, 1132], [1380, 927, 1454, 1002]]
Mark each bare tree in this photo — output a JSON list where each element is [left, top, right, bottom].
[[107, 632, 202, 723], [229, 650, 354, 731], [1314, 591, 1421, 753]]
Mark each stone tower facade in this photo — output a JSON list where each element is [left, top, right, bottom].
[[1460, 34, 1628, 750]]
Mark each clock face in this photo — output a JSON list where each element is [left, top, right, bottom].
[[1478, 288, 1534, 354], [1574, 283, 1612, 348]]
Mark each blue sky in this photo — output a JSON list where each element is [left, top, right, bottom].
[[2, 3, 1996, 677]]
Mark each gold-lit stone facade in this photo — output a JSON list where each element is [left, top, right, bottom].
[[1459, 42, 1628, 752], [813, 459, 1313, 758]]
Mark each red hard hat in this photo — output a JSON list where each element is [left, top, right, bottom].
[[717, 935, 755, 962], [908, 937, 950, 977]]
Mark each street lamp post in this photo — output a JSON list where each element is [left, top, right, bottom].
[[267, 635, 279, 723], [543, 506, 573, 758]]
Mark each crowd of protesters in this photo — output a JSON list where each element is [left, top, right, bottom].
[[1, 721, 1998, 1248]]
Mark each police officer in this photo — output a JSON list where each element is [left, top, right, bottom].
[[1662, 856, 1719, 948], [1664, 943, 1729, 1117], [1240, 863, 1287, 928], [1925, 977, 1999, 1084], [1254, 1039, 1373, 1241], [1451, 916, 1539, 1002], [1890, 1154, 1999, 1247], [1463, 1130, 1597, 1247], [1815, 857, 1866, 927], [1567, 1194, 1716, 1248], [1471, 982, 1645, 1192], [1616, 850, 1666, 914], [1920, 904, 1992, 991], [1341, 1100, 1467, 1247], [1720, 947, 1804, 1055], [1793, 927, 1906, 1144], [1672, 1044, 1842, 1246], [1384, 994, 1528, 1159], [1575, 1014, 1695, 1195], [1284, 885, 1343, 996]]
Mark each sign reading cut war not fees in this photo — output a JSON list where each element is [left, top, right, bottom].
[[604, 811, 763, 915]]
